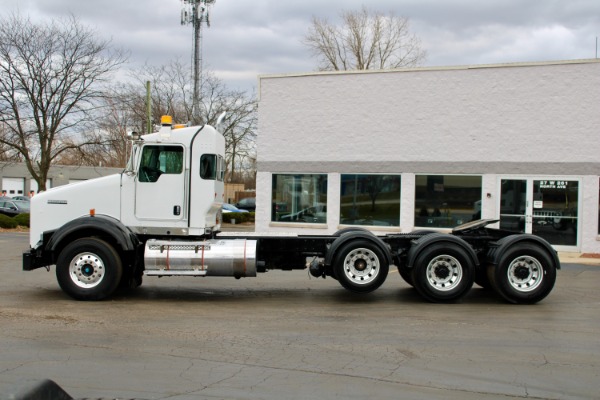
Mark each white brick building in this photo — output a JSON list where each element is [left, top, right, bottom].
[[255, 59, 600, 253]]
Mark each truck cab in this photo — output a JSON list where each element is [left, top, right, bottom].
[[27, 116, 226, 253], [119, 116, 226, 237]]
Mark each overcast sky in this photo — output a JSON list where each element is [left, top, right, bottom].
[[2, 0, 599, 93]]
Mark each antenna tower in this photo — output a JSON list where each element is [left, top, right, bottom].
[[181, 0, 215, 124]]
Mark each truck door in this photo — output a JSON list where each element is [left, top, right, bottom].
[[135, 144, 186, 221]]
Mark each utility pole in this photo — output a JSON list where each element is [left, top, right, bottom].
[[146, 81, 152, 134], [181, 0, 215, 125]]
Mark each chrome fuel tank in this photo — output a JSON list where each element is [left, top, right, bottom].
[[144, 239, 257, 277]]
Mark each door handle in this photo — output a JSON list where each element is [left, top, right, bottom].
[[173, 205, 181, 216]]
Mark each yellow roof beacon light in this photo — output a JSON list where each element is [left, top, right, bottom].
[[161, 115, 173, 127]]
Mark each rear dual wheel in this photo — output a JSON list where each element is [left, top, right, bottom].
[[333, 240, 389, 293], [397, 265, 414, 287], [488, 243, 556, 304], [411, 243, 474, 302], [398, 230, 436, 287]]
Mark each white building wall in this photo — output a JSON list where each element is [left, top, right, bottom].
[[400, 174, 416, 231], [256, 60, 600, 252], [258, 60, 600, 168], [580, 176, 600, 253]]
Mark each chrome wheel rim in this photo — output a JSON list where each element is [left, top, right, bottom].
[[342, 248, 380, 285], [69, 252, 105, 288], [507, 256, 543, 292], [426, 255, 462, 291]]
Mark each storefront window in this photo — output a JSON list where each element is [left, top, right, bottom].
[[415, 175, 482, 228], [340, 174, 400, 226], [272, 174, 328, 223]]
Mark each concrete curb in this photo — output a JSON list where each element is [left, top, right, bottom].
[[558, 252, 600, 266]]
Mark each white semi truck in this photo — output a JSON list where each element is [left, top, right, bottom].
[[22, 116, 559, 303]]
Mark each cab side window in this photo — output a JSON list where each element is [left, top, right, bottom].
[[200, 154, 217, 180], [139, 145, 184, 183], [200, 154, 225, 181], [218, 155, 225, 181]]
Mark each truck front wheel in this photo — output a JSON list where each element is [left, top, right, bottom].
[[56, 238, 123, 301], [333, 240, 389, 293]]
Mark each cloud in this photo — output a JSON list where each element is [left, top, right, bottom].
[[420, 22, 596, 67], [1, 0, 599, 93]]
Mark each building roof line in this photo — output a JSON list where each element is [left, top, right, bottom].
[[258, 58, 600, 82]]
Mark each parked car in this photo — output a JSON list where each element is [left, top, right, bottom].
[[0, 200, 30, 217], [235, 197, 256, 212], [222, 203, 249, 213], [11, 196, 30, 201]]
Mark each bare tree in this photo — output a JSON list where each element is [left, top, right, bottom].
[[304, 6, 426, 71], [128, 62, 257, 182], [0, 124, 21, 162], [61, 60, 257, 181], [200, 74, 257, 183], [56, 86, 135, 168], [0, 13, 127, 191], [129, 60, 192, 129]]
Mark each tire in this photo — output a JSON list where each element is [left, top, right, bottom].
[[56, 238, 123, 301], [474, 267, 492, 289], [399, 230, 435, 286], [487, 242, 556, 304], [397, 265, 414, 287], [333, 240, 389, 293], [411, 243, 474, 302]]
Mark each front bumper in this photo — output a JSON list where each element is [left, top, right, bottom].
[[22, 247, 50, 271]]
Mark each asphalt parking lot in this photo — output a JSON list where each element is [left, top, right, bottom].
[[1, 231, 599, 400]]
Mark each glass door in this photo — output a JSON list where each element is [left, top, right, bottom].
[[531, 180, 579, 247], [499, 179, 527, 233], [499, 178, 579, 250]]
